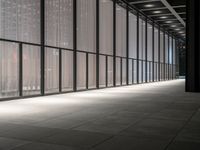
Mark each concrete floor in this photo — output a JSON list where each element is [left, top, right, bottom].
[[0, 79, 200, 150]]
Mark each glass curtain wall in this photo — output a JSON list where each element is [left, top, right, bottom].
[[0, 0, 178, 99]]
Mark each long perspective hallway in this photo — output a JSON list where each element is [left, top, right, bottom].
[[0, 80, 199, 150]]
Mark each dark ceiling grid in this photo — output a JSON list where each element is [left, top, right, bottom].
[[128, 0, 186, 40]]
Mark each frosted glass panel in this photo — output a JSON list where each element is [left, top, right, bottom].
[[88, 54, 96, 88], [128, 59, 132, 84], [0, 0, 40, 43], [139, 18, 146, 61], [139, 60, 142, 83], [122, 58, 126, 85], [45, 0, 73, 48], [77, 52, 86, 90], [116, 4, 126, 57], [0, 41, 19, 98], [169, 37, 172, 64], [23, 45, 40, 96], [108, 57, 113, 86], [154, 28, 159, 62], [165, 34, 168, 64], [133, 60, 137, 84], [143, 61, 145, 82], [147, 23, 152, 61], [116, 57, 121, 86], [77, 0, 96, 52], [99, 0, 113, 55], [129, 13, 137, 58], [62, 50, 73, 91], [99, 55, 106, 87], [45, 48, 59, 93], [160, 31, 164, 62], [173, 39, 176, 65]]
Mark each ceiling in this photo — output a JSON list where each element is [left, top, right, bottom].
[[128, 0, 186, 40]]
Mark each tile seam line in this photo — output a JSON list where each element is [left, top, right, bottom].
[[163, 109, 200, 150]]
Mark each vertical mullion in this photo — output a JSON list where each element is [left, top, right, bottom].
[[120, 57, 122, 85], [152, 22, 155, 82], [19, 43, 23, 97], [136, 13, 139, 84], [132, 59, 134, 84], [106, 56, 108, 87], [172, 38, 173, 79], [96, 0, 99, 89], [145, 18, 147, 83], [163, 30, 165, 80], [41, 0, 45, 95], [59, 49, 62, 92], [86, 53, 89, 89], [113, 0, 116, 87], [73, 0, 77, 91], [168, 34, 170, 80], [126, 6, 129, 85]]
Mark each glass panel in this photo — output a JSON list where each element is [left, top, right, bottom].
[[99, 55, 106, 87], [173, 39, 176, 65], [122, 58, 126, 85], [0, 41, 19, 98], [165, 34, 169, 64], [88, 54, 96, 89], [160, 31, 164, 63], [116, 4, 126, 57], [77, 0, 96, 52], [45, 48, 59, 93], [129, 59, 132, 84], [23, 45, 40, 96], [45, 0, 73, 48], [139, 60, 142, 83], [147, 23, 152, 61], [134, 60, 137, 84], [108, 56, 113, 87], [62, 50, 73, 91], [129, 13, 137, 59], [116, 57, 121, 86], [139, 18, 145, 60], [169, 37, 173, 64], [0, 0, 40, 43], [99, 0, 113, 55], [154, 27, 159, 62], [143, 61, 145, 83], [77, 52, 86, 90]]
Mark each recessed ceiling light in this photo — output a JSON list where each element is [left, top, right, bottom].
[[144, 4, 154, 8], [166, 21, 173, 23], [153, 10, 162, 14], [171, 25, 177, 28], [179, 31, 184, 34], [160, 16, 168, 19], [175, 28, 181, 31]]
